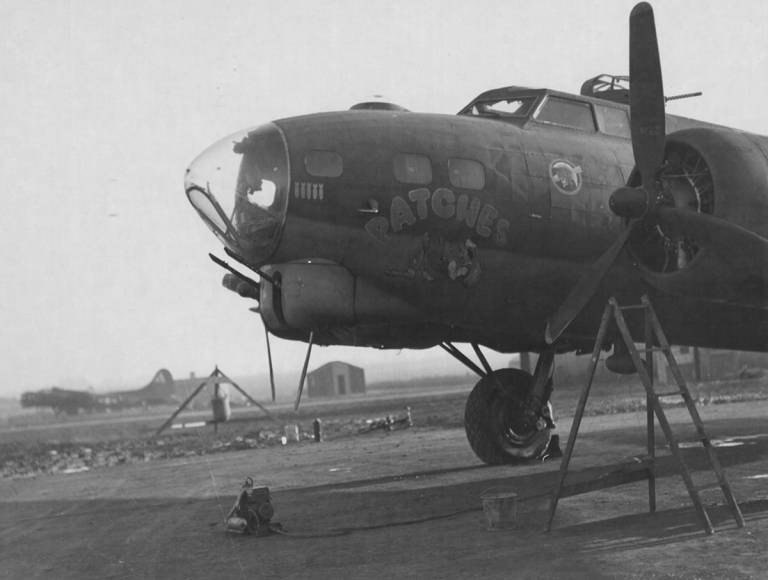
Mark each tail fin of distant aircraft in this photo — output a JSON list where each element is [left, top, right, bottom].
[[150, 369, 174, 385]]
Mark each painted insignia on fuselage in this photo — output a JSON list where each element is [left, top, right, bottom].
[[549, 159, 583, 196]]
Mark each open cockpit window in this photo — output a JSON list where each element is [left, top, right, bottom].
[[461, 96, 537, 119], [184, 123, 289, 265]]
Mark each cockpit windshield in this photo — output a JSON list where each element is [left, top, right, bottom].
[[184, 123, 289, 264]]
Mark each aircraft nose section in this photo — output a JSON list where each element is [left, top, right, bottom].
[[184, 123, 290, 265]]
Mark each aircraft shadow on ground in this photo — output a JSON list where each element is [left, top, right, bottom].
[[564, 498, 768, 554], [268, 421, 768, 536]]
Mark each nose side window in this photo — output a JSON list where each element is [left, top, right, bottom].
[[305, 150, 343, 178], [448, 158, 485, 190], [393, 153, 432, 185]]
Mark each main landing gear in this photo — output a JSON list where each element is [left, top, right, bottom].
[[441, 343, 558, 464]]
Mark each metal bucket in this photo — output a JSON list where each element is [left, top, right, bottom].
[[481, 490, 518, 530]]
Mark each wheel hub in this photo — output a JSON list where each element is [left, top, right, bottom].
[[464, 368, 554, 464], [496, 395, 546, 445]]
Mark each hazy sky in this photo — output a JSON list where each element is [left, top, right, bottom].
[[1, 0, 766, 396]]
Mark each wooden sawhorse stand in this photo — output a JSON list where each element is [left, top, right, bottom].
[[546, 295, 745, 534], [154, 366, 275, 436]]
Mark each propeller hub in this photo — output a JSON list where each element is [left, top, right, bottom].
[[609, 186, 650, 219]]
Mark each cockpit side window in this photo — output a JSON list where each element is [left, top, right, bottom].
[[596, 105, 631, 138], [535, 96, 596, 132]]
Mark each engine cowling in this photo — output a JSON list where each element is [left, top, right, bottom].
[[627, 127, 768, 275]]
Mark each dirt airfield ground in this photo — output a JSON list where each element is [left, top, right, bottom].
[[2, 387, 768, 579]]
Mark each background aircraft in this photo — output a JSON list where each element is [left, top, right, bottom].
[[20, 387, 102, 416], [19, 369, 207, 415], [184, 3, 767, 464]]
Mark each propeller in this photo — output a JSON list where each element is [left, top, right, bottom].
[[545, 2, 666, 344], [546, 2, 768, 343]]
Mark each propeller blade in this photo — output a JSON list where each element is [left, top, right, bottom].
[[629, 2, 666, 188], [545, 225, 634, 344], [544, 2, 669, 344], [657, 206, 767, 253], [646, 207, 768, 305], [658, 207, 768, 278]]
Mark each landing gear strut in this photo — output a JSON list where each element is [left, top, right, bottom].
[[442, 343, 558, 464]]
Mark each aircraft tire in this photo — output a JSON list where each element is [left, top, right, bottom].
[[464, 369, 552, 465]]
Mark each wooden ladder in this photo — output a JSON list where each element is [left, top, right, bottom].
[[546, 295, 745, 534]]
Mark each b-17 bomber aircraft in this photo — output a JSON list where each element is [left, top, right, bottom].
[[184, 3, 767, 465]]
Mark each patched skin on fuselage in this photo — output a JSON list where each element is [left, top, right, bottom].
[[363, 186, 510, 247]]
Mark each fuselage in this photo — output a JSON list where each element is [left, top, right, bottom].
[[185, 86, 768, 354]]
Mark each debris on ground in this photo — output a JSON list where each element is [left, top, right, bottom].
[[3, 376, 765, 480], [360, 407, 413, 433], [0, 407, 415, 479]]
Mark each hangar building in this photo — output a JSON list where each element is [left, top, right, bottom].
[[307, 362, 366, 398]]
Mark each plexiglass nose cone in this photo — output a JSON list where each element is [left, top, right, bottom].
[[184, 123, 290, 264]]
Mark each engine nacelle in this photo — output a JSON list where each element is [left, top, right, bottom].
[[664, 127, 768, 234], [258, 262, 422, 339], [627, 127, 768, 274]]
